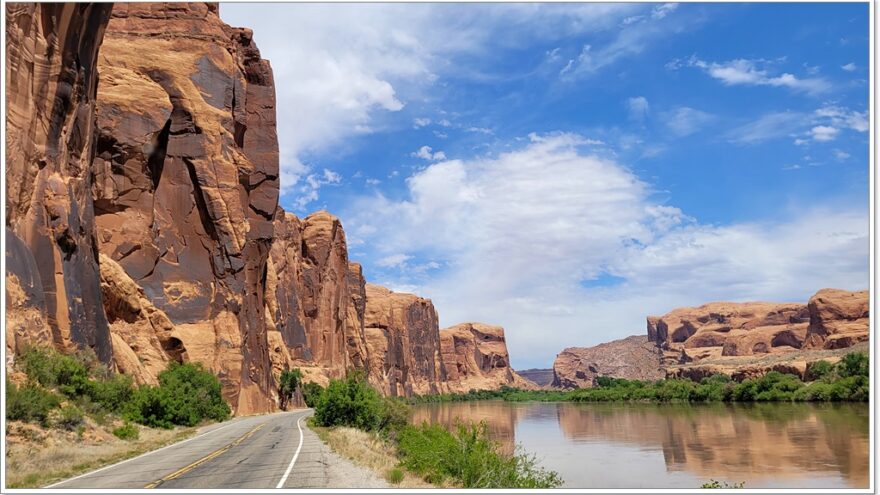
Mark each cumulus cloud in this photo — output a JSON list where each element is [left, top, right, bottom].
[[293, 169, 342, 209], [674, 56, 830, 95], [841, 62, 857, 72], [342, 134, 867, 367], [412, 145, 447, 161], [727, 104, 867, 145], [810, 125, 839, 142]]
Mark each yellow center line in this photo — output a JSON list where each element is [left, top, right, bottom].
[[144, 423, 266, 489]]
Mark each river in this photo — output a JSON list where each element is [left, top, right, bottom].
[[411, 401, 869, 489]]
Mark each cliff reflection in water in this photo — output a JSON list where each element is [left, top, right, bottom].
[[411, 401, 868, 488]]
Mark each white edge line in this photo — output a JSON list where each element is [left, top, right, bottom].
[[43, 417, 250, 488], [275, 413, 306, 488]]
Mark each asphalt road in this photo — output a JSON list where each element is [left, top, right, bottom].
[[46, 410, 328, 489]]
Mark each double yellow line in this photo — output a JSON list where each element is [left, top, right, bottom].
[[144, 423, 266, 489]]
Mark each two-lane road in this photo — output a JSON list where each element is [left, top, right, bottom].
[[47, 410, 330, 489]]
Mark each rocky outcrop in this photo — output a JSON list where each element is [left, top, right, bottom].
[[552, 335, 664, 389], [644, 289, 869, 381], [647, 289, 868, 369], [804, 289, 869, 350], [91, 2, 279, 414], [363, 284, 447, 397], [5, 3, 115, 363], [440, 323, 533, 393]]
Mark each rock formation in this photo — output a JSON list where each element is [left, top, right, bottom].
[[3, 2, 553, 410], [551, 335, 664, 389], [5, 3, 115, 363], [363, 284, 447, 396], [440, 323, 534, 393], [647, 289, 868, 381], [89, 2, 280, 414]]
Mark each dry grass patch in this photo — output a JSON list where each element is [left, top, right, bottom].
[[5, 420, 195, 488], [309, 423, 435, 488]]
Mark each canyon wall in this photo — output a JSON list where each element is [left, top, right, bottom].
[[440, 323, 534, 393], [5, 3, 114, 362], [4, 2, 525, 408]]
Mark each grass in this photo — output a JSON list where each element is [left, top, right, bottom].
[[309, 422, 433, 488], [5, 421, 195, 488]]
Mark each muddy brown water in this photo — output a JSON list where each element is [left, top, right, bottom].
[[410, 401, 869, 488]]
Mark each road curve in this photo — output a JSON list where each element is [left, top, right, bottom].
[[47, 410, 326, 489]]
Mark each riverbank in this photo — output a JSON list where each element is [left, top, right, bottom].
[[409, 351, 869, 404]]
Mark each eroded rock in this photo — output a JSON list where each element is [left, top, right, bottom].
[[552, 335, 664, 389]]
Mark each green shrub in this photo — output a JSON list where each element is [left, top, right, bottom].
[[124, 362, 230, 428], [6, 380, 60, 426], [837, 353, 869, 378], [807, 360, 834, 381], [701, 479, 745, 488], [397, 421, 561, 488], [313, 373, 385, 431], [113, 422, 140, 440], [55, 405, 85, 431], [86, 374, 134, 412], [302, 382, 324, 408], [386, 467, 405, 484]]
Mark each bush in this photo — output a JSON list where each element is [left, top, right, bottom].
[[6, 380, 60, 426], [124, 362, 230, 428], [313, 373, 386, 431], [55, 405, 85, 431], [837, 353, 869, 378], [397, 421, 561, 488], [18, 346, 90, 396], [302, 382, 324, 408], [807, 360, 834, 381], [113, 422, 140, 440], [86, 374, 134, 412]]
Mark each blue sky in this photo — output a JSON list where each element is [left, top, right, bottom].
[[221, 3, 869, 369]]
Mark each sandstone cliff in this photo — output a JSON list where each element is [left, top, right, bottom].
[[551, 335, 664, 389], [5, 3, 115, 362], [89, 2, 280, 414], [4, 2, 537, 410], [363, 284, 447, 396], [440, 323, 534, 393]]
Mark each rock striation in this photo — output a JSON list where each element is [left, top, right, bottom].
[[5, 3, 115, 363], [516, 368, 555, 387], [551, 335, 664, 389], [4, 2, 536, 410]]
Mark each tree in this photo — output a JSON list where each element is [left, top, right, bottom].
[[279, 368, 303, 409]]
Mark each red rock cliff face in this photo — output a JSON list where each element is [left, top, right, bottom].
[[5, 3, 114, 362], [90, 2, 279, 414], [364, 284, 447, 397], [440, 323, 533, 393]]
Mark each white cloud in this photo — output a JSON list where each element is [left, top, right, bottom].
[[293, 169, 342, 210], [651, 3, 678, 20], [834, 150, 851, 161], [376, 254, 413, 268], [815, 105, 868, 132], [810, 125, 839, 142], [627, 96, 650, 121], [842, 62, 857, 72], [365, 178, 381, 186], [794, 138, 809, 146], [413, 118, 432, 128], [466, 127, 494, 135], [678, 56, 830, 95], [342, 134, 868, 367], [412, 145, 447, 161], [782, 164, 801, 171], [663, 106, 715, 136]]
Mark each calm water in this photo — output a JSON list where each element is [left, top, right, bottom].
[[411, 401, 869, 489]]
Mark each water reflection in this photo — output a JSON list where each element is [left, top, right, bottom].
[[411, 401, 869, 488]]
